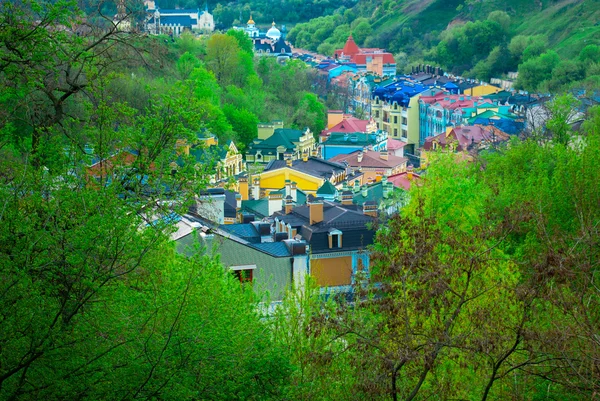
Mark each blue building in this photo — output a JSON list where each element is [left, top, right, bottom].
[[320, 131, 388, 160]]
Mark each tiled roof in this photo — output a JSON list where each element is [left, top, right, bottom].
[[156, 15, 197, 26], [317, 180, 337, 195], [330, 150, 407, 169], [246, 128, 304, 154], [219, 223, 260, 243], [388, 171, 420, 190], [241, 199, 269, 219], [264, 157, 346, 180], [352, 181, 401, 205], [387, 138, 407, 150], [322, 132, 382, 146], [422, 125, 510, 152], [248, 242, 291, 257], [321, 117, 370, 135]]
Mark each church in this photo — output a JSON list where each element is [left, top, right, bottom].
[[233, 16, 292, 59], [144, 1, 215, 37]]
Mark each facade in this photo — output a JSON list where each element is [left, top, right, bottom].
[[371, 79, 443, 154], [176, 216, 309, 301], [420, 125, 510, 167], [246, 127, 317, 164], [330, 148, 407, 182], [273, 196, 376, 293], [145, 2, 214, 36], [320, 131, 388, 160], [418, 93, 512, 146], [320, 112, 378, 141], [334, 36, 396, 77], [256, 156, 348, 195], [181, 138, 244, 184], [348, 72, 395, 117]]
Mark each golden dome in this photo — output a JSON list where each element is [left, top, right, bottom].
[[247, 14, 255, 25]]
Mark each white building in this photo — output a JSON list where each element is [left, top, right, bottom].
[[145, 2, 214, 37]]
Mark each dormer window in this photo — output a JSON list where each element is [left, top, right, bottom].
[[328, 228, 343, 249]]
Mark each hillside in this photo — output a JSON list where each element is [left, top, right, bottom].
[[288, 0, 600, 91]]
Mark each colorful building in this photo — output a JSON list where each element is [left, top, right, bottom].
[[371, 79, 443, 154], [420, 125, 510, 167], [418, 93, 514, 146], [273, 195, 376, 293], [255, 156, 348, 195], [334, 36, 396, 77], [320, 131, 388, 160], [246, 126, 317, 164], [330, 148, 407, 182], [176, 215, 309, 301]]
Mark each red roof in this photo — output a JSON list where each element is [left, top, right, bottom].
[[333, 36, 395, 65], [422, 125, 510, 152], [388, 171, 420, 190], [419, 93, 495, 110], [321, 116, 370, 136], [341, 35, 360, 56], [387, 138, 407, 150], [330, 150, 407, 170]]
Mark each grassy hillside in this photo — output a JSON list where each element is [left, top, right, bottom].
[[366, 0, 600, 57], [288, 0, 600, 92]]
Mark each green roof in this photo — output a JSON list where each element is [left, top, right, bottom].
[[247, 128, 305, 155], [317, 180, 337, 196]]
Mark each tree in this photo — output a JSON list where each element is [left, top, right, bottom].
[[292, 92, 326, 135], [226, 28, 254, 54], [205, 33, 241, 86], [223, 104, 259, 151]]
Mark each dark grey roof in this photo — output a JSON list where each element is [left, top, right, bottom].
[[273, 200, 376, 253], [265, 157, 346, 180]]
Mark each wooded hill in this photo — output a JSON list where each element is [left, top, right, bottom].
[[286, 0, 600, 92]]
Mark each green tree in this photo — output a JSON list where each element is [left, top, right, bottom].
[[205, 33, 241, 86], [292, 92, 326, 135], [222, 104, 259, 151]]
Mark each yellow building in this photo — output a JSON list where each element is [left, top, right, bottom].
[[252, 156, 347, 196], [372, 87, 443, 154]]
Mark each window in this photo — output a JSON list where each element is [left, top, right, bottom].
[[393, 128, 398, 136], [375, 110, 379, 118], [402, 117, 407, 125], [402, 129, 407, 137], [328, 229, 343, 248], [230, 265, 256, 283], [393, 116, 398, 124]]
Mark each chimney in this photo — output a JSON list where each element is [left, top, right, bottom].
[[307, 195, 323, 225], [363, 201, 378, 217], [251, 177, 260, 200], [290, 181, 298, 202], [311, 147, 318, 157], [341, 190, 353, 205], [302, 152, 308, 162], [286, 157, 293, 167], [407, 165, 414, 180], [284, 195, 295, 214], [235, 193, 242, 211], [268, 191, 283, 216], [357, 151, 363, 163], [238, 174, 249, 200], [361, 185, 368, 198], [379, 150, 388, 161]]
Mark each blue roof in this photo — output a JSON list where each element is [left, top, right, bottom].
[[372, 79, 430, 107], [249, 242, 291, 257], [219, 224, 261, 242], [471, 118, 525, 135]]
